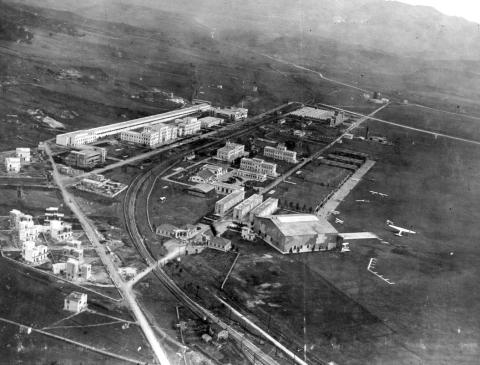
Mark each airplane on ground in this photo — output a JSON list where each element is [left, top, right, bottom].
[[356, 199, 370, 203], [369, 190, 388, 197], [335, 218, 344, 224], [386, 220, 416, 236]]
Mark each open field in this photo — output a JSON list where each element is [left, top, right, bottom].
[[270, 163, 351, 212], [0, 257, 154, 363], [375, 103, 480, 142], [0, 185, 65, 216]]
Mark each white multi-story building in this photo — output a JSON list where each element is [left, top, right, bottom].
[[232, 169, 267, 182], [64, 292, 88, 313], [199, 116, 223, 128], [120, 127, 159, 147], [66, 258, 79, 281], [213, 107, 248, 121], [16, 148, 31, 162], [10, 209, 41, 242], [5, 157, 21, 172], [22, 241, 48, 264], [152, 123, 177, 143], [175, 117, 201, 137], [233, 194, 263, 223], [264, 144, 298, 163], [47, 219, 73, 241], [215, 190, 245, 216], [216, 142, 245, 162], [240, 158, 278, 178], [56, 104, 210, 147]]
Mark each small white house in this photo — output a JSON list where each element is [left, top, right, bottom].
[[64, 292, 87, 313], [5, 157, 21, 172], [16, 148, 31, 162]]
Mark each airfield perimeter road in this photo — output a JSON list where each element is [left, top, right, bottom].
[[44, 143, 172, 365], [318, 102, 480, 146]]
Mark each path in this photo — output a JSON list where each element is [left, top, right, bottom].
[[317, 159, 376, 218]]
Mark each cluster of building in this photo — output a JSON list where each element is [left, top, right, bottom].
[[55, 104, 211, 147], [11, 208, 92, 278], [212, 189, 338, 254], [76, 174, 128, 198], [216, 141, 245, 162], [4, 147, 31, 173], [290, 107, 345, 127]]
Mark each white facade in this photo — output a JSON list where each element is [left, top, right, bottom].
[[66, 258, 79, 281], [52, 262, 67, 275], [233, 194, 263, 223], [199, 116, 223, 128], [64, 292, 87, 313], [56, 104, 210, 147], [213, 107, 248, 121], [212, 182, 244, 195], [10, 210, 41, 242], [5, 157, 21, 172], [16, 148, 31, 162], [48, 220, 73, 241], [215, 190, 245, 216], [264, 144, 297, 163], [175, 117, 201, 137], [248, 197, 278, 225], [233, 169, 267, 182], [240, 157, 278, 177], [120, 128, 159, 147], [216, 142, 245, 162], [22, 241, 48, 264]]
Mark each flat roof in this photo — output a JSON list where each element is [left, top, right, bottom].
[[66, 291, 86, 301], [264, 214, 337, 236], [290, 107, 333, 120], [189, 183, 215, 193]]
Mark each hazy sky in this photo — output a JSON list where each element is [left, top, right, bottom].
[[396, 1, 480, 23]]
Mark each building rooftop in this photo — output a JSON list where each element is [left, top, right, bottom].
[[66, 291, 86, 301], [234, 194, 262, 210], [189, 183, 215, 194], [217, 190, 244, 205], [290, 107, 334, 120], [251, 198, 278, 216], [264, 214, 337, 237], [195, 169, 217, 181]]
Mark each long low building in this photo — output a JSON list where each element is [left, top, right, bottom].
[[215, 190, 245, 216], [56, 104, 210, 147], [253, 214, 337, 254], [232, 194, 263, 223]]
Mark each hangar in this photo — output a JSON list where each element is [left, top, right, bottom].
[[253, 214, 338, 254]]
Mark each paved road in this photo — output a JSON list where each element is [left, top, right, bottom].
[[44, 143, 171, 365]]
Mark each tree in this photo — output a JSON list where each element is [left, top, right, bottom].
[[289, 201, 293, 209], [302, 204, 307, 212], [295, 202, 300, 211], [308, 206, 313, 213]]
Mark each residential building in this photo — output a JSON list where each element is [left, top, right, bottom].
[[232, 169, 267, 182], [253, 214, 338, 254], [16, 148, 31, 162], [175, 117, 201, 137], [212, 181, 244, 195], [52, 262, 67, 275], [189, 169, 217, 184], [214, 190, 245, 216], [213, 107, 248, 121], [22, 241, 48, 264], [216, 142, 245, 162], [207, 236, 232, 252], [66, 258, 80, 280], [199, 116, 223, 128], [264, 143, 297, 163], [120, 127, 159, 147], [80, 263, 92, 280], [293, 130, 306, 138], [64, 292, 88, 313], [64, 148, 106, 169], [5, 157, 21, 172], [64, 247, 84, 262], [248, 198, 278, 225], [233, 194, 263, 223], [56, 104, 210, 147], [152, 123, 177, 143], [10, 210, 40, 242], [240, 157, 278, 178], [48, 220, 73, 241]]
